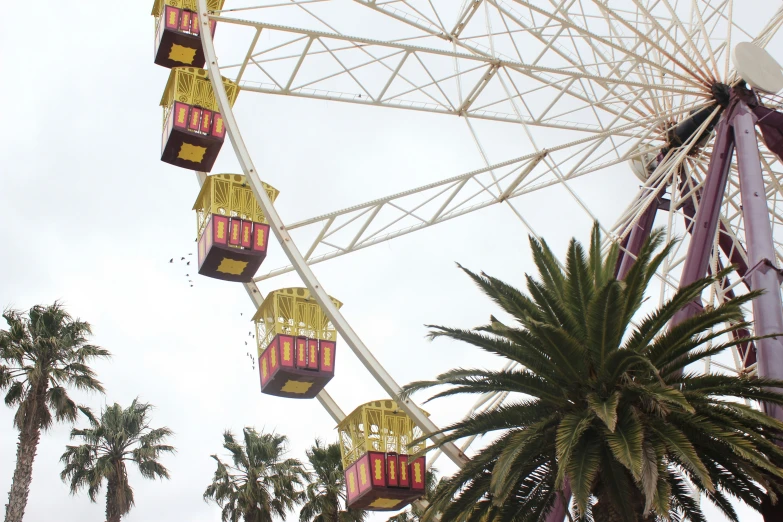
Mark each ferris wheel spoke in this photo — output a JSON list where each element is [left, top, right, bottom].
[[399, 0, 448, 33], [491, 1, 712, 123], [350, 0, 703, 125], [356, 0, 447, 36], [751, 4, 783, 48], [427, 387, 514, 470], [213, 0, 331, 15], [689, 0, 722, 78], [252, 114, 686, 283], [509, 0, 705, 88], [609, 152, 687, 240], [252, 152, 547, 282], [483, 0, 695, 119], [628, 0, 714, 82], [214, 18, 705, 136]]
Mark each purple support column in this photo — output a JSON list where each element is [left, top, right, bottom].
[[546, 486, 571, 522], [616, 192, 663, 280], [733, 102, 783, 420], [680, 192, 756, 366], [669, 111, 736, 328]]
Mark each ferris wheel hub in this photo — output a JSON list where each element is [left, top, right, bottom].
[[733, 42, 783, 94], [629, 152, 659, 182]]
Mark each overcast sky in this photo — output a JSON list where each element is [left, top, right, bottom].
[[1, 1, 781, 521]]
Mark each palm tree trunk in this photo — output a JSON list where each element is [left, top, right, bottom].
[[3, 424, 42, 522], [105, 479, 122, 522], [4, 381, 48, 522], [593, 490, 657, 522], [591, 495, 625, 522], [331, 494, 340, 522]]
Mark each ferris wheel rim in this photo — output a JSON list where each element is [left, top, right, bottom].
[[195, 0, 471, 470]]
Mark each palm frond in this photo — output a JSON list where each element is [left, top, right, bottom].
[[60, 399, 173, 518], [402, 222, 783, 521]]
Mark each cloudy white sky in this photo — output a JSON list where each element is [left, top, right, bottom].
[[1, 1, 782, 521]]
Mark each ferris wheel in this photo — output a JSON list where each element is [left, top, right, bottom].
[[151, 0, 783, 517]]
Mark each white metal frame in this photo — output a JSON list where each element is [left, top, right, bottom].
[[193, 0, 783, 503], [198, 0, 469, 467]]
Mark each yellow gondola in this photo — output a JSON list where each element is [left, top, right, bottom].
[[194, 174, 278, 282], [254, 288, 341, 398], [160, 67, 238, 171], [338, 400, 428, 511], [151, 0, 225, 69]]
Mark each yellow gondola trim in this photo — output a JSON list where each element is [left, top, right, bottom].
[[281, 380, 314, 394], [216, 258, 248, 276], [337, 400, 428, 469], [253, 288, 342, 352], [369, 499, 402, 509], [160, 67, 239, 129], [193, 174, 279, 238]]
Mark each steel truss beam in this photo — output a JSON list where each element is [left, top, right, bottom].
[[212, 16, 707, 135], [253, 106, 704, 283]]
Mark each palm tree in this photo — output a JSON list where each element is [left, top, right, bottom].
[[403, 224, 783, 521], [299, 440, 365, 522], [0, 302, 110, 522], [60, 400, 175, 522], [205, 428, 308, 522]]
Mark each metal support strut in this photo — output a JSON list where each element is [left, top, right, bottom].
[[669, 109, 736, 328], [551, 92, 783, 521], [733, 102, 783, 419]]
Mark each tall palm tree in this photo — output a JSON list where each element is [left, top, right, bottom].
[[403, 224, 783, 521], [205, 428, 308, 522], [0, 302, 110, 522], [60, 400, 175, 522], [299, 440, 365, 522]]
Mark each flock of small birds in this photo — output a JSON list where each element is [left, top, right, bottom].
[[169, 254, 194, 287], [246, 329, 256, 370], [168, 254, 259, 372]]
